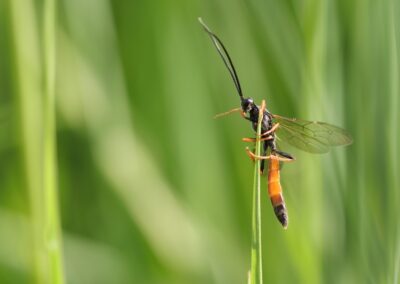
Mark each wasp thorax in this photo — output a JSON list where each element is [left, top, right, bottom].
[[241, 97, 254, 112]]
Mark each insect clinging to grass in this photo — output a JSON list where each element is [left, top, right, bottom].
[[199, 18, 353, 228]]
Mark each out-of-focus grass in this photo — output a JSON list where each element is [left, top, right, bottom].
[[0, 0, 399, 283], [9, 0, 65, 282], [42, 0, 65, 282], [8, 0, 45, 283]]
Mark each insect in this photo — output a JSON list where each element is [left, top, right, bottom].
[[199, 18, 353, 229]]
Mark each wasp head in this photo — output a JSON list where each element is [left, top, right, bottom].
[[241, 97, 255, 113]]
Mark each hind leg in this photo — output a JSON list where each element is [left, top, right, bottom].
[[274, 149, 295, 161], [245, 148, 294, 162]]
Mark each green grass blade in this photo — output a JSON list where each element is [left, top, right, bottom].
[[9, 0, 43, 281], [43, 0, 65, 283], [9, 0, 65, 281], [249, 100, 265, 284]]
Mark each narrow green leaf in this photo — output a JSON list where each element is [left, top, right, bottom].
[[43, 0, 65, 282], [249, 100, 265, 284]]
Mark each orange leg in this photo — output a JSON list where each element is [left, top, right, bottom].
[[245, 148, 255, 161], [213, 108, 242, 119], [242, 135, 274, 143], [245, 147, 294, 162], [259, 123, 280, 137]]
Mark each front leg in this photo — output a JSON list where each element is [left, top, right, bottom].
[[240, 111, 254, 122]]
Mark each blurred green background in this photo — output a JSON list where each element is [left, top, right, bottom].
[[1, 0, 400, 283]]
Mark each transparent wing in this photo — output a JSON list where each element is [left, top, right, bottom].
[[272, 114, 353, 154]]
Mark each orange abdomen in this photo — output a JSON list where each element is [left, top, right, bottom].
[[268, 157, 288, 228]]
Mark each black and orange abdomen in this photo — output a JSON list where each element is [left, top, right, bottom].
[[268, 157, 288, 228]]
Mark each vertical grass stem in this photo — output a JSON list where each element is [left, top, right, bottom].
[[249, 100, 265, 284], [43, 0, 65, 282]]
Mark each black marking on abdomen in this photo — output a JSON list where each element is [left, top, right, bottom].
[[273, 203, 288, 229]]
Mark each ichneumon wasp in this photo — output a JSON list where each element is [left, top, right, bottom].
[[199, 18, 353, 229]]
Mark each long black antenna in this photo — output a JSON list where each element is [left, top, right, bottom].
[[198, 17, 244, 100]]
